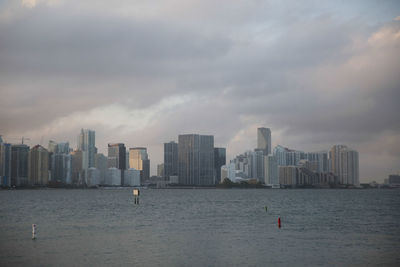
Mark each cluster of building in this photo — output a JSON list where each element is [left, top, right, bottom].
[[221, 128, 360, 188], [0, 130, 150, 187], [160, 135, 226, 186], [0, 127, 363, 188]]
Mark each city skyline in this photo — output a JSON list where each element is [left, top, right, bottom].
[[0, 1, 399, 182]]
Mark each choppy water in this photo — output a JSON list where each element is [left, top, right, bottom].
[[0, 188, 399, 266]]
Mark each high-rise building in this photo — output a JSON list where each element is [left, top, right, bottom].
[[129, 147, 150, 183], [264, 155, 278, 185], [77, 129, 96, 169], [214, 147, 226, 184], [71, 150, 83, 185], [157, 163, 164, 177], [178, 134, 214, 186], [108, 143, 126, 184], [28, 145, 49, 185], [0, 140, 12, 187], [252, 149, 265, 183], [273, 145, 305, 166], [306, 151, 329, 172], [95, 153, 108, 185], [279, 166, 297, 186], [329, 145, 359, 186], [164, 141, 178, 180], [257, 127, 271, 155], [11, 144, 30, 186], [50, 153, 71, 184]]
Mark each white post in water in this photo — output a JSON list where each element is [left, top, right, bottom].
[[133, 189, 140, 204], [32, 224, 37, 240]]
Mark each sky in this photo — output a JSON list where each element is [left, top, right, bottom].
[[0, 0, 399, 182]]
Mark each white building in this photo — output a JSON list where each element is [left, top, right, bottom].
[[329, 145, 359, 186], [106, 168, 121, 186], [87, 167, 100, 187], [221, 163, 236, 182], [124, 168, 140, 186]]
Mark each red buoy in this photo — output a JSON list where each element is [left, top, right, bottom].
[[278, 217, 281, 228]]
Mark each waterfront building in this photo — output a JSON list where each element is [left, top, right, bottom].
[[252, 149, 265, 183], [273, 145, 306, 166], [329, 145, 359, 186], [86, 167, 100, 187], [77, 129, 96, 169], [157, 163, 164, 177], [50, 153, 71, 184], [214, 147, 226, 184], [129, 147, 150, 184], [11, 144, 30, 186], [95, 153, 108, 185], [278, 166, 297, 187], [164, 141, 178, 181], [264, 155, 278, 185], [28, 145, 49, 185], [106, 168, 121, 186], [124, 168, 141, 186], [108, 143, 126, 184], [0, 140, 12, 187], [306, 151, 328, 172], [257, 127, 271, 155], [71, 150, 83, 185], [221, 162, 236, 183], [178, 134, 214, 186]]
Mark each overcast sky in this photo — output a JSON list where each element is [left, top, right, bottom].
[[0, 0, 399, 182]]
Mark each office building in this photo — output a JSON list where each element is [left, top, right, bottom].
[[157, 163, 164, 177], [0, 140, 12, 187], [108, 143, 126, 184], [50, 153, 71, 184], [106, 168, 121, 186], [95, 153, 108, 185], [214, 147, 226, 184], [257, 127, 271, 155], [164, 141, 178, 180], [11, 144, 30, 186], [264, 155, 278, 185], [279, 166, 297, 187], [129, 147, 150, 183], [28, 145, 49, 185], [124, 169, 141, 186], [178, 134, 214, 186], [77, 129, 96, 169], [71, 150, 83, 185], [86, 167, 100, 187]]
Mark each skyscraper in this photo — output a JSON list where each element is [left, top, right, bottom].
[[329, 145, 359, 186], [164, 141, 178, 181], [214, 147, 226, 184], [108, 143, 126, 185], [178, 134, 214, 186], [129, 147, 150, 183], [257, 127, 271, 155], [264, 154, 278, 185], [77, 129, 96, 168], [0, 140, 12, 187], [11, 144, 30, 186], [28, 145, 49, 185]]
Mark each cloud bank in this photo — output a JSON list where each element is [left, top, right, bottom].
[[1, 0, 399, 181]]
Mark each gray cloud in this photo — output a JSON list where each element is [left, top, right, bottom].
[[0, 0, 399, 181]]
